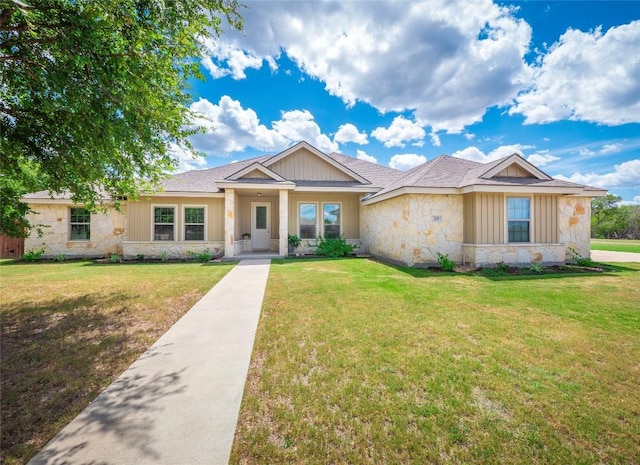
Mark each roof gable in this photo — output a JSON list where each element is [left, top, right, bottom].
[[480, 154, 551, 181], [264, 141, 370, 184], [226, 162, 289, 182]]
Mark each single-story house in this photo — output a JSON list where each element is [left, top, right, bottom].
[[23, 141, 605, 267]]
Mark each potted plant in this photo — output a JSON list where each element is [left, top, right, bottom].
[[287, 234, 301, 254], [242, 233, 251, 240]]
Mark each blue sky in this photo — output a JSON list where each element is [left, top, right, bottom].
[[177, 0, 639, 203]]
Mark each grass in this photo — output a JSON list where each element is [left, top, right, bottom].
[[0, 260, 234, 465], [231, 258, 640, 464], [591, 239, 640, 253]]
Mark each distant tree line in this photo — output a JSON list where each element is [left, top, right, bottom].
[[591, 194, 640, 239]]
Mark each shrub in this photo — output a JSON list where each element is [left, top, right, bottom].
[[160, 251, 169, 262], [188, 249, 211, 263], [496, 261, 510, 273], [529, 263, 543, 274], [314, 236, 354, 258], [23, 248, 45, 262], [437, 252, 456, 271], [54, 254, 66, 262], [568, 247, 594, 267], [109, 253, 121, 263], [136, 254, 145, 261]]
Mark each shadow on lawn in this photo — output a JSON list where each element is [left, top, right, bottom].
[[1, 293, 174, 464]]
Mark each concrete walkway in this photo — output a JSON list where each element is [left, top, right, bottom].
[[29, 259, 271, 465], [591, 250, 640, 262]]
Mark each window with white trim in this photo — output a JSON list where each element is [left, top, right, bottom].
[[184, 207, 205, 241], [154, 207, 175, 241], [70, 207, 90, 240], [299, 203, 317, 239], [507, 197, 530, 242], [323, 203, 341, 238]]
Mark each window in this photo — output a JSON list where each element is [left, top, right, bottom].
[[184, 207, 205, 241], [323, 203, 341, 238], [154, 207, 175, 241], [507, 197, 530, 242], [70, 208, 90, 240], [299, 203, 317, 239]]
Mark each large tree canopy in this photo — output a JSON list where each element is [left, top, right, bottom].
[[0, 0, 243, 236]]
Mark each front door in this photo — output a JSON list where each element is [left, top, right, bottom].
[[251, 202, 271, 251]]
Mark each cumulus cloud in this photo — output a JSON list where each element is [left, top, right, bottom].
[[554, 159, 640, 189], [452, 144, 534, 163], [527, 153, 560, 167], [204, 0, 533, 132], [510, 21, 640, 125], [334, 123, 369, 145], [167, 143, 208, 172], [371, 116, 426, 148], [187, 96, 337, 156], [389, 154, 427, 171], [356, 149, 378, 164]]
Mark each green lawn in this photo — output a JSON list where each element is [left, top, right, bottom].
[[232, 258, 640, 465], [0, 260, 234, 465], [591, 239, 640, 253]]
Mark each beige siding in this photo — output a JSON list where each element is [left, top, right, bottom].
[[496, 164, 533, 177], [127, 196, 224, 241], [270, 148, 356, 181], [240, 169, 271, 179], [534, 194, 558, 243], [463, 193, 504, 244], [289, 193, 361, 238], [236, 195, 280, 239]]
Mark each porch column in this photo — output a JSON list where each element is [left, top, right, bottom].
[[224, 189, 235, 258], [279, 189, 289, 256]]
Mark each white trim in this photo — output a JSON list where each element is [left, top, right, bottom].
[[226, 162, 289, 182], [151, 204, 177, 242], [322, 201, 343, 238], [215, 181, 296, 190], [481, 154, 551, 180], [298, 201, 319, 239], [182, 205, 207, 242], [263, 141, 371, 185], [505, 195, 533, 244], [68, 206, 91, 242], [294, 186, 379, 193]]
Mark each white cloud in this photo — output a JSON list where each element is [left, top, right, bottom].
[[634, 196, 640, 204], [452, 144, 534, 163], [527, 153, 560, 167], [510, 21, 640, 125], [371, 116, 426, 148], [334, 123, 369, 145], [200, 40, 272, 79], [600, 143, 622, 154], [356, 149, 377, 164], [429, 131, 442, 147], [464, 133, 476, 141], [389, 153, 427, 171], [555, 159, 640, 189], [187, 96, 337, 156], [167, 143, 208, 172], [205, 0, 533, 132]]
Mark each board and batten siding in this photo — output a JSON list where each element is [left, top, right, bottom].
[[270, 148, 355, 181], [464, 193, 559, 244], [533, 194, 558, 243], [288, 193, 361, 238], [127, 196, 224, 241], [463, 193, 504, 244], [236, 194, 280, 239]]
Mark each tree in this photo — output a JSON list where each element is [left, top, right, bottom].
[[0, 0, 243, 236], [591, 194, 622, 238]]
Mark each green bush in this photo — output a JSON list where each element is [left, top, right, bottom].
[[188, 249, 211, 263], [109, 253, 121, 263], [23, 248, 45, 262], [54, 254, 66, 262], [314, 236, 354, 258], [529, 263, 543, 274], [567, 247, 594, 267], [437, 252, 456, 271]]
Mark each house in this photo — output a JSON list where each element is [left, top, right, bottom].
[[23, 141, 605, 267]]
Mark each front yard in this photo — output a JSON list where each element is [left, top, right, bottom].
[[232, 259, 640, 464], [0, 260, 233, 465], [591, 238, 640, 253]]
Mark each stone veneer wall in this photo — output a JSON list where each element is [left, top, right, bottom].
[[361, 194, 464, 266], [122, 241, 224, 259], [25, 204, 127, 258], [558, 196, 591, 260], [462, 243, 566, 267]]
